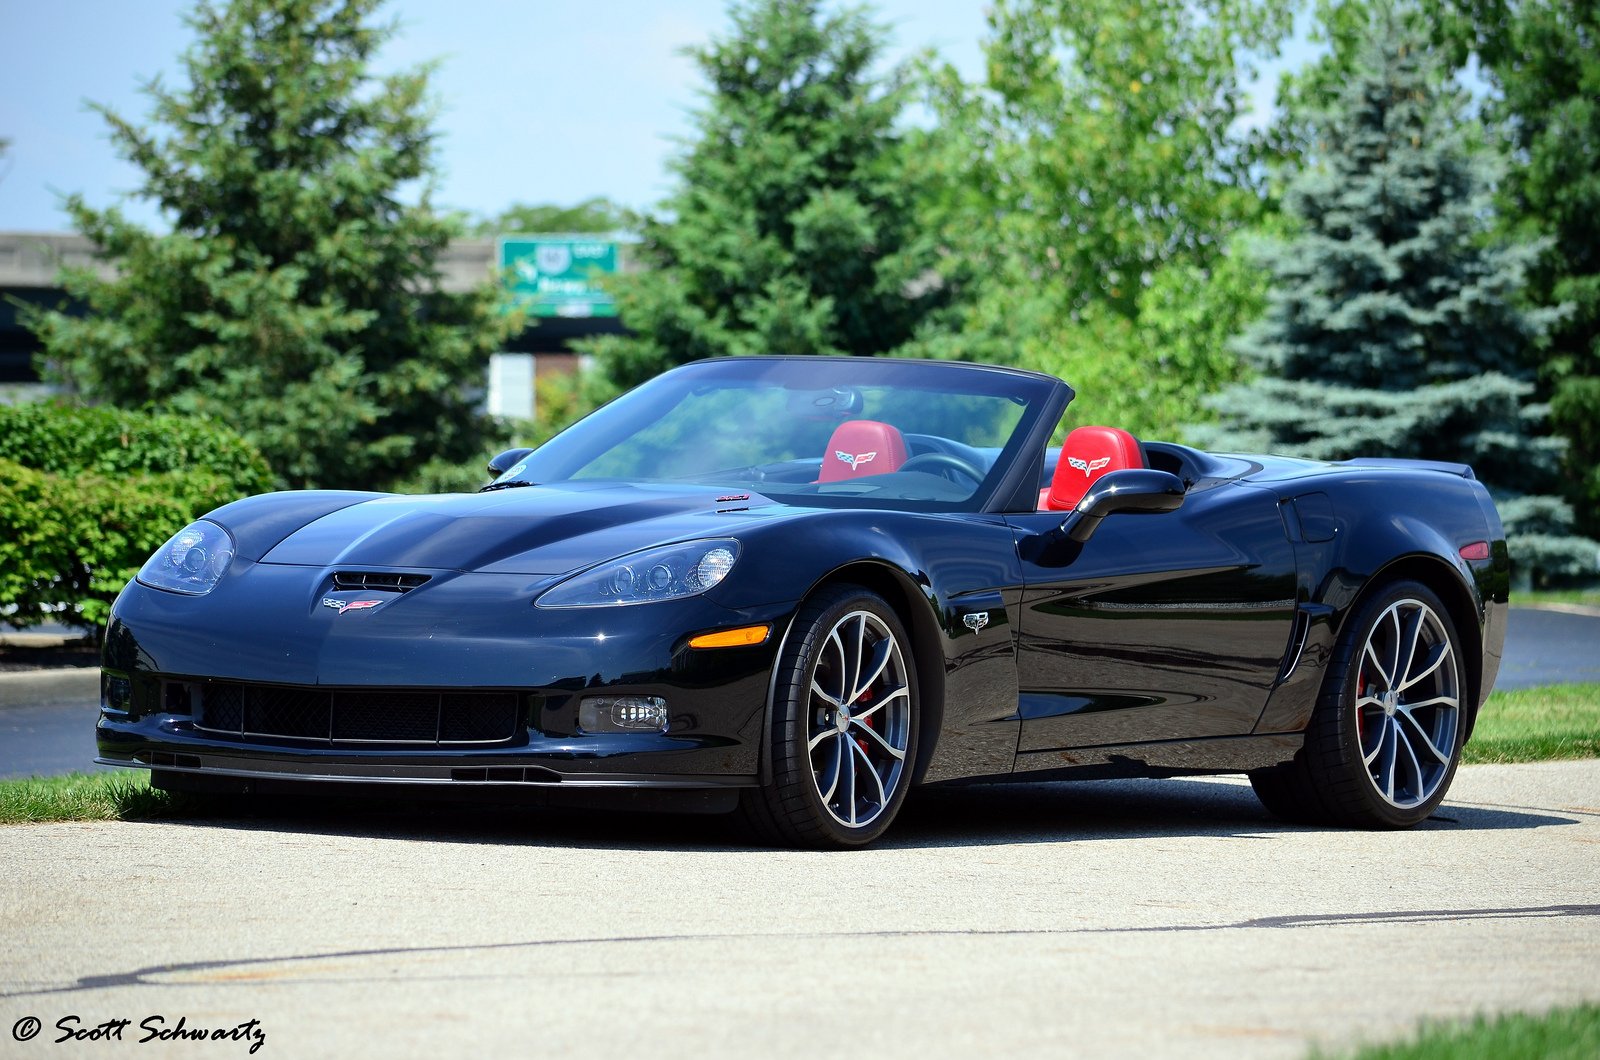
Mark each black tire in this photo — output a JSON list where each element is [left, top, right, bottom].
[[1250, 580, 1467, 828], [741, 584, 919, 848]]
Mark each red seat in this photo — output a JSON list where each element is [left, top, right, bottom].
[[818, 420, 908, 482], [1041, 426, 1146, 511]]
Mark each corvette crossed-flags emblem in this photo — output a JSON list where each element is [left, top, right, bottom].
[[1067, 455, 1111, 476], [835, 450, 877, 471]]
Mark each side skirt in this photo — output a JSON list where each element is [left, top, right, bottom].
[[989, 732, 1305, 784]]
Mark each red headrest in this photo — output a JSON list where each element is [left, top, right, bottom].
[[818, 420, 908, 482], [1042, 426, 1145, 511]]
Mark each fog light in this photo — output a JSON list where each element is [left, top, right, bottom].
[[579, 695, 669, 733], [102, 673, 133, 714]]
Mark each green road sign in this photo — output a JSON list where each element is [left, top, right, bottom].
[[499, 236, 621, 318]]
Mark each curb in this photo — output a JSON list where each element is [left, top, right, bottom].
[[0, 668, 99, 708], [1514, 602, 1600, 619]]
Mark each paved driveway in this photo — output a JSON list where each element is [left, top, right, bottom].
[[2, 761, 1596, 1058]]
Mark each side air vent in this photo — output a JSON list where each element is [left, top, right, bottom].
[[332, 571, 431, 593]]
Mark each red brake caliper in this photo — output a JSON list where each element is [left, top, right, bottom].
[[855, 686, 875, 756]]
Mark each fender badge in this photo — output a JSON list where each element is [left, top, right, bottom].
[[322, 598, 383, 615], [962, 612, 990, 633]]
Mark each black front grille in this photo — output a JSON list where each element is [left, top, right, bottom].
[[196, 682, 521, 745], [331, 571, 431, 593]]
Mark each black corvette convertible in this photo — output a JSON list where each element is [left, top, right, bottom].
[[98, 356, 1509, 847]]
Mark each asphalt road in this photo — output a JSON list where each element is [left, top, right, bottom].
[[1, 761, 1595, 1058], [2, 607, 1594, 780]]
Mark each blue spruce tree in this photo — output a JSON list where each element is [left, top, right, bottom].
[[1193, 7, 1597, 587]]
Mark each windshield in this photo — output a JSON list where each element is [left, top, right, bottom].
[[503, 357, 1063, 512]]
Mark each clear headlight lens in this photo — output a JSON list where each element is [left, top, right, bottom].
[[536, 539, 740, 609], [137, 520, 236, 596]]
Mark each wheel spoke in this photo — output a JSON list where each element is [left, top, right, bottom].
[[1386, 607, 1405, 689], [1396, 727, 1425, 803], [848, 616, 866, 713], [851, 715, 906, 759], [810, 681, 843, 711], [819, 734, 844, 802], [852, 638, 894, 704], [844, 731, 857, 825], [851, 739, 887, 808], [852, 684, 908, 725], [1403, 694, 1459, 711], [1363, 639, 1393, 689], [807, 726, 835, 752], [1399, 641, 1453, 692], [1396, 706, 1451, 764], [1397, 606, 1425, 688], [1379, 718, 1399, 800]]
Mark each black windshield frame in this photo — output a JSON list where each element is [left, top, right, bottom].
[[509, 357, 1073, 514]]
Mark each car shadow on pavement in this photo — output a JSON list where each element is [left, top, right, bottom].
[[143, 774, 1579, 852]]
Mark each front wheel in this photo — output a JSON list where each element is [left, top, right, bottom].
[[741, 585, 919, 848], [1250, 580, 1466, 828]]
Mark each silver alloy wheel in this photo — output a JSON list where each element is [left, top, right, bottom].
[[1354, 597, 1461, 809], [804, 609, 912, 828]]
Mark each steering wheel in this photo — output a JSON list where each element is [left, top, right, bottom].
[[899, 452, 984, 485]]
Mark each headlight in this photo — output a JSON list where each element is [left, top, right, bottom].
[[137, 520, 236, 596], [535, 539, 739, 609]]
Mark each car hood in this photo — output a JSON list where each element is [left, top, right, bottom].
[[258, 482, 788, 575]]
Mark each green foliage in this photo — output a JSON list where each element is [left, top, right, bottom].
[[23, 0, 516, 492], [901, 0, 1289, 443], [0, 403, 273, 630], [581, 0, 945, 394], [1195, 8, 1597, 586], [472, 197, 630, 236], [0, 771, 190, 824], [1431, 1, 1600, 537], [1318, 1003, 1600, 1060]]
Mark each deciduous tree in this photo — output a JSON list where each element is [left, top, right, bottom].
[[25, 0, 516, 491]]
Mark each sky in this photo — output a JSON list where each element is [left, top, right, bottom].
[[0, 1, 1302, 234]]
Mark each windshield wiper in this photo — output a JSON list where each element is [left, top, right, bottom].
[[478, 480, 537, 493]]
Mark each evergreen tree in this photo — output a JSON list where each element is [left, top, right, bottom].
[[1434, 0, 1600, 536], [1194, 8, 1597, 585], [580, 0, 942, 394], [25, 0, 516, 491]]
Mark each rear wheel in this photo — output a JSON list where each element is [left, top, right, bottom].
[[741, 585, 918, 848], [1250, 580, 1466, 828]]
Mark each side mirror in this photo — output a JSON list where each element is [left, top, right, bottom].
[[486, 447, 535, 479], [1061, 469, 1185, 543]]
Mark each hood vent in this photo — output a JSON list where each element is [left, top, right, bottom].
[[332, 571, 431, 593]]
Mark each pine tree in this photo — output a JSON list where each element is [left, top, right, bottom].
[[25, 0, 516, 491], [580, 0, 942, 394], [1194, 7, 1597, 586], [1435, 0, 1600, 536]]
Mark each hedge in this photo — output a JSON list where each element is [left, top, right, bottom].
[[0, 403, 274, 632]]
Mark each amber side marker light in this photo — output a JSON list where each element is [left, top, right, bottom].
[[1459, 541, 1491, 561], [688, 624, 771, 649]]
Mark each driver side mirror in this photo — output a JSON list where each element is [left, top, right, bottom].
[[486, 447, 535, 479], [1060, 469, 1185, 543]]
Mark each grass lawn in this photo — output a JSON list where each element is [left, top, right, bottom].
[[1466, 682, 1600, 764], [1510, 587, 1600, 609], [1322, 1004, 1600, 1059], [0, 771, 186, 824]]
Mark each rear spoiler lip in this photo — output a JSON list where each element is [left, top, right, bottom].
[[1336, 457, 1476, 480]]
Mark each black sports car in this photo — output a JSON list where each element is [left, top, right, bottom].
[[97, 356, 1509, 847]]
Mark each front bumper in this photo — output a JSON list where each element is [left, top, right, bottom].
[[98, 569, 794, 790]]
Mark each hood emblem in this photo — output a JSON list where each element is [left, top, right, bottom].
[[1067, 455, 1110, 476], [835, 450, 877, 471], [322, 597, 383, 615]]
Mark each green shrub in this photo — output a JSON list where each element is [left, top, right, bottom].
[[0, 403, 274, 631]]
